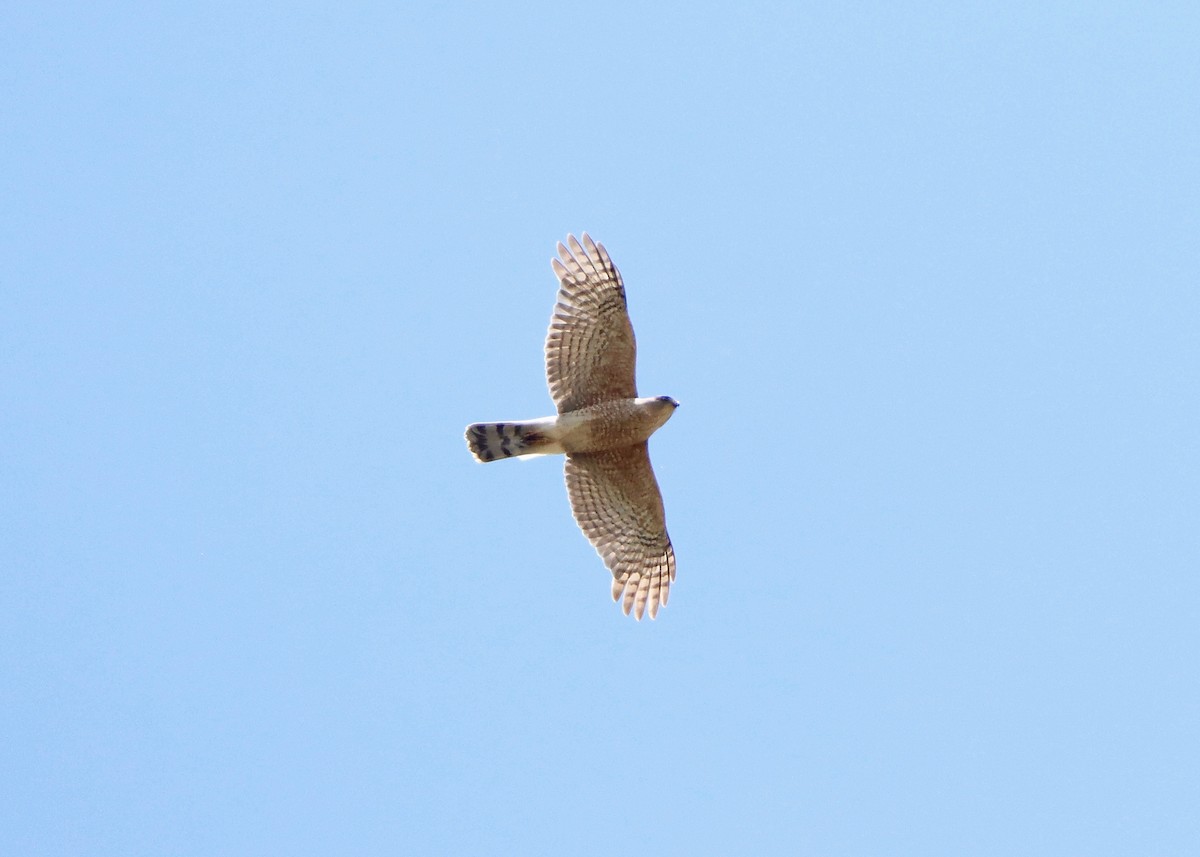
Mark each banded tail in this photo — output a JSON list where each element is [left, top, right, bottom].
[[465, 420, 557, 462]]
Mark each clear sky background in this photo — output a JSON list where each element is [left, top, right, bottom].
[[3, 3, 1198, 855]]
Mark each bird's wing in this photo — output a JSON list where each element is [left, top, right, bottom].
[[545, 234, 638, 413], [564, 443, 675, 620]]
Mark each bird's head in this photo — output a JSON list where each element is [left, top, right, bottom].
[[646, 395, 679, 431]]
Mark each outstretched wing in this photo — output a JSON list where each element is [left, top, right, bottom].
[[564, 444, 675, 620], [546, 234, 638, 413]]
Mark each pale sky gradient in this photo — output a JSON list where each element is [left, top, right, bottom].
[[4, 3, 1199, 855]]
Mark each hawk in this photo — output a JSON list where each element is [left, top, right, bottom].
[[465, 234, 679, 620]]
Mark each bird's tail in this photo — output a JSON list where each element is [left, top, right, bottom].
[[465, 420, 560, 462]]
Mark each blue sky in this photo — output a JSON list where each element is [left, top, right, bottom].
[[3, 2, 1198, 854]]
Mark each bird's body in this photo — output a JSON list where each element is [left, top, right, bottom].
[[465, 234, 678, 619], [556, 397, 678, 452]]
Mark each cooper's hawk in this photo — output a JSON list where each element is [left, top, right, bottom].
[[465, 234, 678, 620]]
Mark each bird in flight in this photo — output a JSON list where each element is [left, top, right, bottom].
[[465, 234, 678, 620]]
